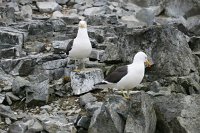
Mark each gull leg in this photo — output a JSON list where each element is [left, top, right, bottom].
[[73, 59, 81, 72], [127, 90, 130, 99], [121, 89, 129, 99]]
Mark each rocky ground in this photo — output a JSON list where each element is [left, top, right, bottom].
[[0, 0, 200, 133]]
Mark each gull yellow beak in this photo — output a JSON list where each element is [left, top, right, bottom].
[[144, 60, 152, 67]]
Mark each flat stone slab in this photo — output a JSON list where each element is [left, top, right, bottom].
[[70, 68, 104, 95]]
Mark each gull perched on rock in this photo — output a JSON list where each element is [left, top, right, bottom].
[[96, 51, 152, 99], [66, 20, 92, 72]]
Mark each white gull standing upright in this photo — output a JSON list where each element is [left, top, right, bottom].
[[96, 51, 152, 99], [66, 20, 92, 71]]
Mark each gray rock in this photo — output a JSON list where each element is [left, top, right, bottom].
[[26, 74, 49, 106], [40, 105, 53, 112], [88, 92, 156, 133], [0, 94, 5, 103], [61, 16, 80, 25], [0, 104, 17, 120], [36, 113, 76, 133], [8, 121, 27, 133], [48, 19, 66, 32], [0, 68, 14, 92], [103, 25, 196, 77], [8, 58, 36, 76], [70, 68, 104, 95], [0, 27, 28, 56], [165, 0, 200, 18], [89, 49, 104, 61], [0, 47, 16, 59], [51, 11, 64, 19], [20, 5, 32, 21], [6, 2, 19, 12], [121, 15, 146, 28], [34, 58, 67, 81], [124, 92, 156, 133], [84, 6, 111, 16], [79, 93, 97, 106], [27, 20, 53, 35], [5, 92, 20, 105], [8, 118, 43, 133], [189, 36, 200, 52], [5, 117, 12, 125], [122, 3, 141, 12], [52, 40, 70, 54], [154, 93, 200, 133], [36, 2, 61, 13], [12, 76, 30, 95], [76, 116, 91, 129], [17, 0, 32, 5], [85, 101, 103, 116], [177, 75, 200, 94], [88, 95, 127, 133], [136, 8, 155, 26], [186, 15, 200, 36], [27, 119, 44, 133], [0, 6, 15, 24], [56, 0, 69, 5]]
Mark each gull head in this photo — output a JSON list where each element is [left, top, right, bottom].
[[79, 20, 87, 29], [134, 51, 152, 67]]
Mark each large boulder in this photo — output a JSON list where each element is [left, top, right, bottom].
[[88, 92, 157, 133], [70, 68, 104, 95], [154, 93, 200, 133], [102, 25, 196, 78]]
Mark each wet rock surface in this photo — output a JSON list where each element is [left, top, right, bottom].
[[0, 0, 199, 132]]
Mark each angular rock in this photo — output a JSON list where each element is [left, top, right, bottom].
[[8, 121, 27, 133], [165, 0, 200, 18], [89, 49, 104, 61], [26, 74, 49, 106], [0, 94, 5, 103], [0, 68, 14, 91], [0, 47, 16, 59], [36, 2, 61, 13], [79, 93, 97, 106], [0, 104, 17, 120], [51, 11, 64, 19], [121, 15, 146, 28], [189, 36, 200, 52], [84, 6, 111, 16], [70, 68, 104, 95], [76, 116, 91, 130], [124, 92, 156, 133], [136, 8, 155, 26], [5, 117, 12, 125], [28, 20, 54, 35], [88, 95, 127, 133], [88, 92, 157, 133], [20, 5, 32, 21], [48, 19, 66, 32], [154, 93, 200, 133], [35, 58, 68, 81], [85, 101, 103, 116], [0, 27, 28, 55], [6, 2, 19, 12], [8, 118, 43, 133], [186, 15, 200, 36], [103, 25, 196, 77], [56, 0, 69, 5], [36, 113, 76, 133], [52, 40, 70, 54]]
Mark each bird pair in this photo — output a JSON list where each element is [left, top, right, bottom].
[[66, 20, 152, 99]]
